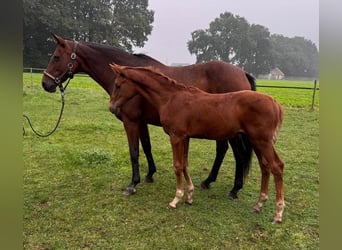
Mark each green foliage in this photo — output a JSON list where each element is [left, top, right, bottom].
[[23, 0, 154, 67], [271, 35, 319, 78], [187, 11, 318, 78], [188, 12, 273, 76], [23, 73, 318, 249]]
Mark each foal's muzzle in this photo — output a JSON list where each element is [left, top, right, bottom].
[[109, 101, 120, 115]]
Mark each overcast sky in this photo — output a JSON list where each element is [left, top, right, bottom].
[[134, 0, 319, 65]]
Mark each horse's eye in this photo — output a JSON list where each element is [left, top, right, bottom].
[[115, 84, 121, 90], [53, 55, 60, 62]]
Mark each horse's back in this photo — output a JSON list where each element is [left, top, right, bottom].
[[163, 61, 252, 93]]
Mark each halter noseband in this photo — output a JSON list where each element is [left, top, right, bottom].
[[43, 41, 78, 91]]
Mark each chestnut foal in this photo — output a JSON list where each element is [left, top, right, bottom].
[[109, 64, 285, 223]]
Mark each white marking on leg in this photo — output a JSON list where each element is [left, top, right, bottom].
[[168, 189, 184, 208]]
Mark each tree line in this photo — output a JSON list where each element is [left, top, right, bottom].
[[23, 0, 154, 68], [24, 2, 318, 78], [188, 12, 318, 77]]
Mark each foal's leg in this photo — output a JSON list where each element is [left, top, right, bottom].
[[200, 140, 228, 189], [271, 150, 285, 223], [183, 138, 194, 205], [139, 123, 157, 183], [253, 142, 285, 223], [168, 137, 188, 209]]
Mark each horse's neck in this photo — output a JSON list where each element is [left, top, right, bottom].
[[76, 44, 115, 94], [76, 43, 166, 95]]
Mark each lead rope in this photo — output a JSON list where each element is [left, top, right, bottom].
[[22, 78, 71, 137]]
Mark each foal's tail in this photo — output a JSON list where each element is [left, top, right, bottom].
[[273, 102, 284, 143]]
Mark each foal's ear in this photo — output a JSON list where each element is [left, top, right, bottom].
[[51, 33, 66, 48], [109, 63, 123, 75]]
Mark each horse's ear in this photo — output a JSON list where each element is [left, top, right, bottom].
[[51, 33, 66, 48]]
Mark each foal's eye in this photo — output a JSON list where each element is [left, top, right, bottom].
[[115, 84, 121, 90]]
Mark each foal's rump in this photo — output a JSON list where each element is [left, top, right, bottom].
[[233, 91, 284, 143]]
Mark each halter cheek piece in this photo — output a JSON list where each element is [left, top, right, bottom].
[[43, 41, 78, 92]]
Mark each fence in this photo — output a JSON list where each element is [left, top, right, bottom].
[[23, 67, 319, 110], [257, 80, 319, 110]]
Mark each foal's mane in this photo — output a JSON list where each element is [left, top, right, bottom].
[[130, 66, 202, 93]]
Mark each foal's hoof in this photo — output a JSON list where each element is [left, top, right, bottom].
[[251, 206, 261, 214], [144, 176, 154, 183], [272, 219, 282, 224], [122, 187, 136, 196], [185, 200, 193, 205], [167, 203, 177, 209]]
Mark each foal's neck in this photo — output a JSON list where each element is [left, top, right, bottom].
[[126, 69, 183, 110]]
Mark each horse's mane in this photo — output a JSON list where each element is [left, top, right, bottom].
[[132, 53, 162, 65], [81, 41, 163, 65], [129, 66, 202, 93], [82, 41, 127, 55]]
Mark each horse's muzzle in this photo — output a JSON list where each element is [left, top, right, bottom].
[[42, 81, 57, 93]]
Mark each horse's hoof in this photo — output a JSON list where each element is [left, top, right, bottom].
[[200, 181, 210, 189], [144, 176, 154, 183], [122, 187, 136, 196], [227, 191, 238, 200]]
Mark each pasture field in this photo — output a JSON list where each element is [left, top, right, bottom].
[[23, 73, 319, 249]]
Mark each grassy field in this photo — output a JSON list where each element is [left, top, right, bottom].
[[23, 73, 319, 249]]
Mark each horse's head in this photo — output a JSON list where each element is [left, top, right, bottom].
[[108, 64, 138, 115], [42, 34, 79, 93]]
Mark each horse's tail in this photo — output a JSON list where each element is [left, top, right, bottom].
[[233, 133, 253, 180], [273, 102, 284, 143], [245, 72, 256, 91]]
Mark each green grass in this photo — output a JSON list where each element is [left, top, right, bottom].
[[23, 73, 319, 249]]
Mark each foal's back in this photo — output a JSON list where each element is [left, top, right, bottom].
[[160, 90, 282, 141]]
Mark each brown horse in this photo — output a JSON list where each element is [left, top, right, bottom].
[[42, 34, 255, 197], [109, 64, 285, 223]]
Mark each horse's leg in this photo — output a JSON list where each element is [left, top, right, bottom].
[[168, 136, 186, 209], [122, 120, 141, 195], [200, 140, 228, 189], [182, 138, 194, 205], [227, 134, 252, 199], [139, 123, 157, 183]]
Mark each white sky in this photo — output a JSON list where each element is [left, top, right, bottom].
[[134, 0, 319, 65]]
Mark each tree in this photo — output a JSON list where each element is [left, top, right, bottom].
[[187, 12, 273, 76], [270, 35, 318, 77], [187, 11, 319, 77], [243, 24, 274, 76], [23, 0, 154, 67]]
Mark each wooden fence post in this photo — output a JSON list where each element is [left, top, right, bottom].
[[310, 80, 317, 111], [30, 67, 33, 87]]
